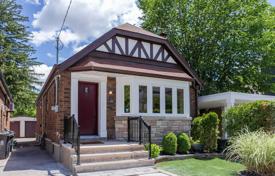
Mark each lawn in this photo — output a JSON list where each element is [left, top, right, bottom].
[[156, 158, 246, 176]]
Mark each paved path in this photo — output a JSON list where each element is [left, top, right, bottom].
[[0, 146, 71, 176], [0, 145, 171, 176]]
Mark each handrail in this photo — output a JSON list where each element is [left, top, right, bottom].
[[128, 116, 152, 159], [64, 114, 80, 165]]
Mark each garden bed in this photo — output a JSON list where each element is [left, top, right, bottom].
[[156, 152, 224, 163]]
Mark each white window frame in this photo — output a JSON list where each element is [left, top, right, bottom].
[[116, 76, 191, 118]]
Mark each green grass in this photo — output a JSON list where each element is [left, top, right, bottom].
[[156, 158, 246, 176]]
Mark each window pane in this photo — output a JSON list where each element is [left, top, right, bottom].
[[177, 89, 184, 114], [152, 87, 160, 113], [139, 85, 147, 113], [165, 88, 172, 113], [124, 85, 130, 113]]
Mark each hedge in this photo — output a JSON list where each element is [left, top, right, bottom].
[[191, 112, 219, 152], [177, 133, 191, 154], [162, 132, 177, 155], [223, 100, 275, 136]]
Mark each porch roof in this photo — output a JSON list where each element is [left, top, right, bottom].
[[198, 91, 275, 110], [69, 57, 193, 81]]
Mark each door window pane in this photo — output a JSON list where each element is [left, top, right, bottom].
[[152, 87, 160, 113], [124, 85, 130, 113], [139, 85, 147, 113], [177, 89, 184, 114], [165, 88, 172, 113]]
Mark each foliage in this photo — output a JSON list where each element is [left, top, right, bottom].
[[191, 116, 202, 141], [200, 112, 219, 152], [0, 0, 41, 116], [191, 112, 219, 152], [223, 100, 275, 136], [145, 144, 161, 158], [177, 132, 191, 154], [226, 130, 275, 175], [157, 158, 245, 176], [162, 132, 177, 155], [138, 0, 275, 95]]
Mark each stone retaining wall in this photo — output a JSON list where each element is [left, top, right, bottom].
[[115, 116, 191, 144]]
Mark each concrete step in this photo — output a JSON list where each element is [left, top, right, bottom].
[[79, 143, 144, 154], [74, 158, 155, 173], [72, 151, 148, 164]]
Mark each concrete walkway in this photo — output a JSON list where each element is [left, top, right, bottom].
[[0, 146, 71, 176], [0, 145, 171, 176]]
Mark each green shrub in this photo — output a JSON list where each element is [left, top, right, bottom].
[[226, 130, 275, 175], [177, 133, 191, 154], [223, 100, 275, 136], [191, 116, 202, 141], [200, 112, 219, 152], [191, 112, 219, 152], [146, 144, 160, 158], [162, 132, 177, 155]]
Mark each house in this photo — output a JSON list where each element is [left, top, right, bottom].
[[10, 116, 36, 138], [36, 23, 202, 173], [0, 72, 13, 131], [198, 91, 275, 138]]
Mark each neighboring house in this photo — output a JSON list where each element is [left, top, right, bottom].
[[198, 91, 275, 138], [35, 23, 202, 173], [10, 116, 36, 138], [0, 72, 13, 131]]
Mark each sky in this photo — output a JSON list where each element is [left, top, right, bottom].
[[16, 0, 275, 84]]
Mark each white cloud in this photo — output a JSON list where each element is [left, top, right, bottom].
[[31, 0, 142, 46], [33, 64, 53, 90], [47, 52, 54, 58], [26, 0, 40, 5], [73, 44, 88, 53]]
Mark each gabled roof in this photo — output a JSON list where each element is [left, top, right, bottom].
[[115, 23, 166, 39], [59, 23, 202, 86]]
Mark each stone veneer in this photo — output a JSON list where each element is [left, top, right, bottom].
[[115, 116, 191, 144]]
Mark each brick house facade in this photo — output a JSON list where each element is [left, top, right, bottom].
[[0, 73, 13, 131], [36, 23, 202, 144]]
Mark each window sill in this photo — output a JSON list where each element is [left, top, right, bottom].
[[115, 114, 192, 120]]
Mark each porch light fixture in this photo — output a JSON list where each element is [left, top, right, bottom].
[[108, 90, 113, 95]]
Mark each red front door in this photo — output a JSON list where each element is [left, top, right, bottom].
[[78, 82, 98, 135]]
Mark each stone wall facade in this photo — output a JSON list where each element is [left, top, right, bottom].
[[115, 116, 191, 144]]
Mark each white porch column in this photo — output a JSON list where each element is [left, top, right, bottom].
[[20, 120, 25, 138], [224, 94, 235, 139]]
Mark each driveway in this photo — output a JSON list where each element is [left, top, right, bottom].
[[0, 145, 71, 176]]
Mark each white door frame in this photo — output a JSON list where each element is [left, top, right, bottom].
[[71, 72, 107, 138]]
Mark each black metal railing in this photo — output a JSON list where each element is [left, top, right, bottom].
[[128, 116, 152, 159], [64, 114, 80, 165]]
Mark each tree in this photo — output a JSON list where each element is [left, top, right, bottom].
[[138, 0, 275, 95], [0, 0, 41, 116]]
